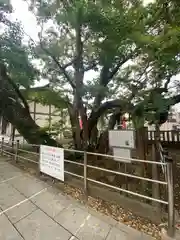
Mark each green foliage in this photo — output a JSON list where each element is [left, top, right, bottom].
[[24, 87, 69, 109], [25, 0, 180, 129], [28, 0, 149, 101], [0, 0, 12, 13], [1, 0, 180, 145], [0, 25, 38, 87], [0, 1, 38, 88]]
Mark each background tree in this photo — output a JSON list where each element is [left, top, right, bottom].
[[0, 1, 57, 145]]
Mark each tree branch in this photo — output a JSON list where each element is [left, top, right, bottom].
[[0, 63, 30, 113], [170, 94, 180, 106], [107, 52, 135, 80], [164, 76, 171, 90], [74, 21, 84, 85], [17, 18, 76, 89], [39, 41, 76, 89], [83, 59, 97, 72], [63, 59, 76, 69], [88, 99, 128, 134], [108, 111, 121, 130], [93, 64, 110, 107], [94, 51, 138, 108]]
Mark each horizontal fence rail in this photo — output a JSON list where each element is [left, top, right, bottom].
[[0, 137, 176, 238], [86, 164, 167, 185]]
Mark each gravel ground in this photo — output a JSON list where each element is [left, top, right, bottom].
[[63, 184, 161, 239]]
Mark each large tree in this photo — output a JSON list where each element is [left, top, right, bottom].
[[24, 0, 180, 151], [1, 0, 180, 150], [23, 0, 145, 150]]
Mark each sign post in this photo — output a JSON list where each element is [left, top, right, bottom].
[[109, 130, 135, 162], [40, 145, 64, 181]]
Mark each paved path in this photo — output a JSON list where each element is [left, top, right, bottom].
[[0, 158, 153, 240]]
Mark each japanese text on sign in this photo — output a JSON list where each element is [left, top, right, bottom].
[[40, 145, 64, 181]]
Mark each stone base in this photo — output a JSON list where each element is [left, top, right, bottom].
[[161, 228, 180, 240]]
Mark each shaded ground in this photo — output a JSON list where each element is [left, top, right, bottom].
[[0, 157, 155, 240]]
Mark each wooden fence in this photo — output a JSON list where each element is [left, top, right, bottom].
[[148, 130, 180, 142]]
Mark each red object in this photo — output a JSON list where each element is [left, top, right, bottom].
[[79, 118, 83, 129], [122, 117, 126, 129]]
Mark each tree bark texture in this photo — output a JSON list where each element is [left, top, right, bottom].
[[0, 64, 58, 146]]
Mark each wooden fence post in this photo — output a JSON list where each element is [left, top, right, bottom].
[[136, 127, 148, 195], [1, 137, 4, 156], [11, 139, 15, 160], [136, 127, 148, 160], [151, 143, 160, 209]]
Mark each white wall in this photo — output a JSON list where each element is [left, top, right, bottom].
[[0, 101, 71, 138], [148, 121, 180, 131]]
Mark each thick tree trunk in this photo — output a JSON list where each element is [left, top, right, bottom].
[[68, 105, 82, 149], [136, 127, 148, 193], [88, 100, 124, 137], [97, 130, 109, 153], [1, 97, 58, 145], [0, 64, 58, 146], [1, 116, 9, 134], [89, 126, 98, 149]]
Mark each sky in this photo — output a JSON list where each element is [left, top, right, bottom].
[[11, 0, 38, 41]]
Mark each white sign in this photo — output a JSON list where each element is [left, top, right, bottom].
[[40, 145, 64, 181], [113, 147, 131, 163], [109, 130, 135, 149]]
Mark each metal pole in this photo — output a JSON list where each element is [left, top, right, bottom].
[[12, 140, 15, 160], [38, 145, 41, 176], [84, 151, 88, 198], [166, 156, 175, 238], [15, 140, 19, 163], [1, 137, 4, 156]]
